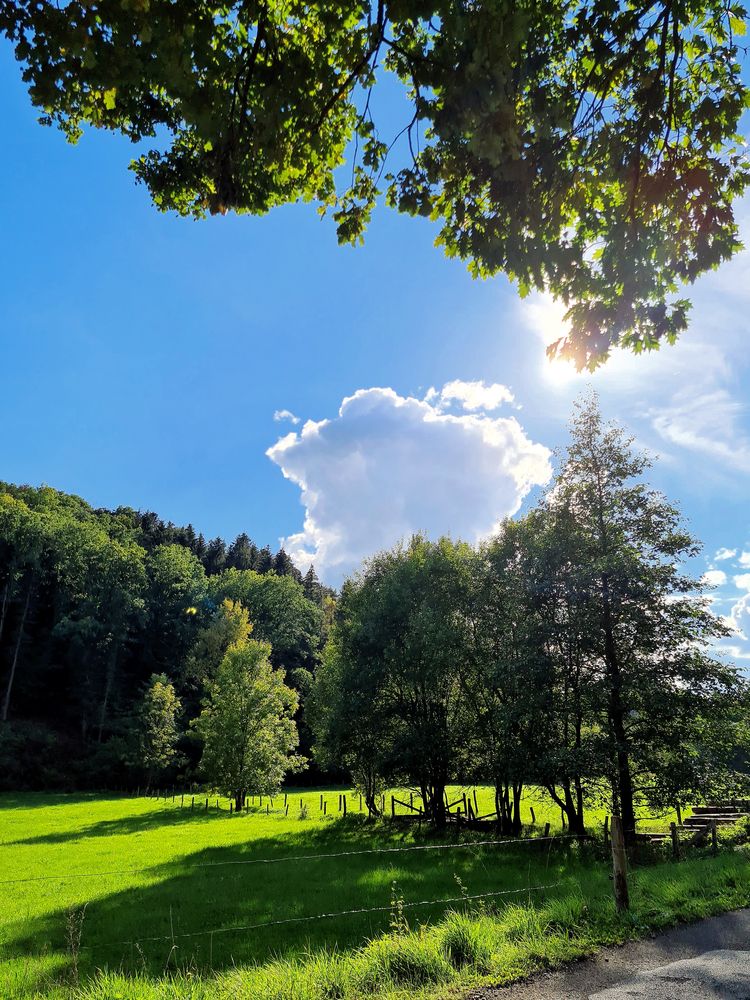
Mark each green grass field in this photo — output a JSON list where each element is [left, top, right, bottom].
[[1, 788, 748, 1000]]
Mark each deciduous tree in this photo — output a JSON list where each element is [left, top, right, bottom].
[[193, 639, 303, 811], [138, 672, 182, 788], [3, 1, 748, 365], [549, 394, 744, 844]]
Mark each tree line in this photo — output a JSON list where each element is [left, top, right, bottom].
[[0, 482, 331, 789], [2, 398, 748, 842], [310, 397, 749, 846]]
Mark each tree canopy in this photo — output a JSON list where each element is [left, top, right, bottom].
[[313, 395, 749, 839], [0, 480, 327, 789], [3, 1, 748, 366], [193, 639, 303, 810]]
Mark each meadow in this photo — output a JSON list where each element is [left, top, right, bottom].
[[1, 788, 748, 1000]]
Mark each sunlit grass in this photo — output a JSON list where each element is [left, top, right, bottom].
[[0, 788, 740, 1000]]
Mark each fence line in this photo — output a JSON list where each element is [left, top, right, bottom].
[[0, 835, 584, 887], [104, 880, 567, 948]]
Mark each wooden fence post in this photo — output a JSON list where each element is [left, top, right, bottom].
[[343, 796, 347, 817], [670, 822, 680, 861], [676, 802, 683, 826], [610, 815, 629, 912], [543, 822, 550, 837], [711, 820, 718, 856], [391, 795, 395, 818]]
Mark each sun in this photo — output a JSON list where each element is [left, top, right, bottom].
[[522, 294, 581, 386]]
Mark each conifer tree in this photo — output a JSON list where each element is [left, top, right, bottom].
[[549, 394, 742, 844]]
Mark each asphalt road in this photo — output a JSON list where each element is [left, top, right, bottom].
[[469, 908, 750, 999]]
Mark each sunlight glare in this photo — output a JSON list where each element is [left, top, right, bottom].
[[522, 294, 580, 386]]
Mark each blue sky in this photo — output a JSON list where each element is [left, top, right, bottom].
[[1, 43, 750, 658]]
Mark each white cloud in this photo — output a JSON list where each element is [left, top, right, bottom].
[[429, 380, 515, 412], [649, 389, 750, 473], [703, 569, 728, 587], [266, 385, 552, 584], [734, 574, 750, 592], [717, 643, 750, 661], [739, 551, 750, 568], [274, 409, 300, 425], [728, 592, 750, 641], [715, 547, 738, 561]]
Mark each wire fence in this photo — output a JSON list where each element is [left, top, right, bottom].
[[3, 820, 586, 963], [102, 880, 568, 949], [6, 790, 732, 967]]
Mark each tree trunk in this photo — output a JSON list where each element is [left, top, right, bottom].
[[574, 775, 586, 835], [495, 781, 515, 835], [363, 766, 380, 819], [97, 642, 119, 742], [512, 782, 523, 835], [235, 790, 245, 812], [0, 579, 11, 650], [601, 572, 636, 846], [610, 706, 636, 845], [546, 780, 586, 836], [426, 780, 447, 827], [2, 582, 32, 722]]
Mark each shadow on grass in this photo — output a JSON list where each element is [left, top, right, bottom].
[[4, 804, 230, 847], [1, 790, 409, 846], [0, 792, 123, 811], [1, 820, 596, 994]]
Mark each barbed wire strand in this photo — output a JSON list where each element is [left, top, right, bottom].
[[103, 880, 567, 948], [0, 835, 585, 887]]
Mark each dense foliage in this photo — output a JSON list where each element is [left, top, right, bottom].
[[0, 481, 330, 789], [1, 400, 747, 828], [194, 636, 303, 809], [2, 2, 748, 366], [311, 397, 749, 842]]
